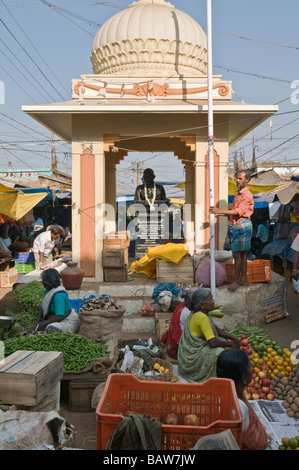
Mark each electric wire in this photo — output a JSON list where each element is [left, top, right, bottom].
[[38, 0, 99, 36], [0, 19, 58, 102], [0, 0, 69, 99], [214, 30, 299, 50], [0, 38, 53, 103]]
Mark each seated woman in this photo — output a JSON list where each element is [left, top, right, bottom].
[[36, 269, 80, 334], [161, 287, 198, 359], [216, 349, 268, 450], [178, 288, 240, 383]]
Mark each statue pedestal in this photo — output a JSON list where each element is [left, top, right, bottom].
[[134, 208, 167, 259]]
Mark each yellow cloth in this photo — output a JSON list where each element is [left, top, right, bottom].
[[175, 177, 282, 195], [189, 311, 215, 340], [130, 242, 189, 279], [228, 176, 283, 197], [228, 177, 284, 209], [0, 186, 48, 220], [0, 183, 19, 192], [290, 214, 299, 223]]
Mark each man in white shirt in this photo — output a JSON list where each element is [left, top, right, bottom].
[[291, 232, 299, 281], [33, 226, 62, 270]]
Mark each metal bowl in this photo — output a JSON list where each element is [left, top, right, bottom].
[[0, 316, 17, 330]]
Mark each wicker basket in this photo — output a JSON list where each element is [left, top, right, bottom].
[[0, 250, 10, 258], [116, 357, 173, 382]]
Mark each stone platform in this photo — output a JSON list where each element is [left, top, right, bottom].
[[65, 270, 287, 334]]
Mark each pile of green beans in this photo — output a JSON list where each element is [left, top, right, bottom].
[[3, 332, 110, 372], [225, 324, 267, 340]]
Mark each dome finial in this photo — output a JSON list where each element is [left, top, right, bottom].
[[129, 0, 174, 7], [91, 0, 207, 77]]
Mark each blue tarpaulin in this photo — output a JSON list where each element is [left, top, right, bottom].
[[19, 187, 72, 204]]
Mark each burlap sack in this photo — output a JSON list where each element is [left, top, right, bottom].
[[78, 307, 125, 343]]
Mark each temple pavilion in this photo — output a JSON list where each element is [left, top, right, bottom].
[[23, 0, 277, 281]]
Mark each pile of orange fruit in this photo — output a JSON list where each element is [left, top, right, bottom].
[[153, 362, 170, 373], [251, 348, 295, 379]]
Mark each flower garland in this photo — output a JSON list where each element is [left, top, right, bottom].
[[144, 182, 156, 207]]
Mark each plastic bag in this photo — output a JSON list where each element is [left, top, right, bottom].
[[140, 304, 155, 316], [129, 357, 144, 376], [195, 259, 227, 287], [215, 250, 233, 262], [120, 346, 135, 372], [292, 278, 299, 294], [157, 291, 173, 312]]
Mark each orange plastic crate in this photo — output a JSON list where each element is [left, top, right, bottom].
[[96, 373, 243, 450], [226, 259, 272, 284]]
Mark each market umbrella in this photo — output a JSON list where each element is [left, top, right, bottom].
[[0, 183, 48, 220]]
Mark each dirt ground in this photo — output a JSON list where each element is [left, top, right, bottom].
[[0, 272, 298, 450]]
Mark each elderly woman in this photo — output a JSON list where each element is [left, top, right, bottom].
[[217, 349, 268, 450], [178, 288, 240, 383], [36, 269, 80, 334], [161, 287, 198, 359]]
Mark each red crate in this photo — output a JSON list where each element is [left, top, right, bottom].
[[226, 259, 272, 284], [96, 373, 243, 450]]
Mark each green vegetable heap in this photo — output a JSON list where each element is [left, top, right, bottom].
[[4, 332, 110, 372], [225, 324, 283, 357], [4, 281, 45, 337]]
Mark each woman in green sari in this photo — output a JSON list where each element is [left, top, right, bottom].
[[178, 288, 240, 383]]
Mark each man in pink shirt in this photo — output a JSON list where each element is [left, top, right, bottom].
[[210, 170, 254, 291]]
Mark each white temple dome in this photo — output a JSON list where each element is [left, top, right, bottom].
[[91, 0, 207, 77]]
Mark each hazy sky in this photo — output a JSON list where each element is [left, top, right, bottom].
[[0, 0, 298, 197]]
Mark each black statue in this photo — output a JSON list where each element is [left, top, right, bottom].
[[134, 168, 167, 206]]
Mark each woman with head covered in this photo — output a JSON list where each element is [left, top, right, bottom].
[[35, 269, 80, 334], [160, 287, 198, 359], [178, 288, 240, 383]]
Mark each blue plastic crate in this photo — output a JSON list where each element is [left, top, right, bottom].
[[14, 252, 35, 264]]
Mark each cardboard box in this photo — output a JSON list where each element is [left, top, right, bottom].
[[0, 267, 18, 287]]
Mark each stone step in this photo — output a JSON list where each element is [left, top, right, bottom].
[[122, 314, 156, 334], [67, 284, 154, 300], [67, 286, 156, 333], [98, 284, 155, 298], [67, 284, 155, 315], [115, 297, 152, 314], [67, 290, 98, 300]]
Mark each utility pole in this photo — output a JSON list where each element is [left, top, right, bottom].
[[131, 160, 143, 186], [51, 133, 58, 173], [251, 132, 258, 172], [233, 149, 238, 174]]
